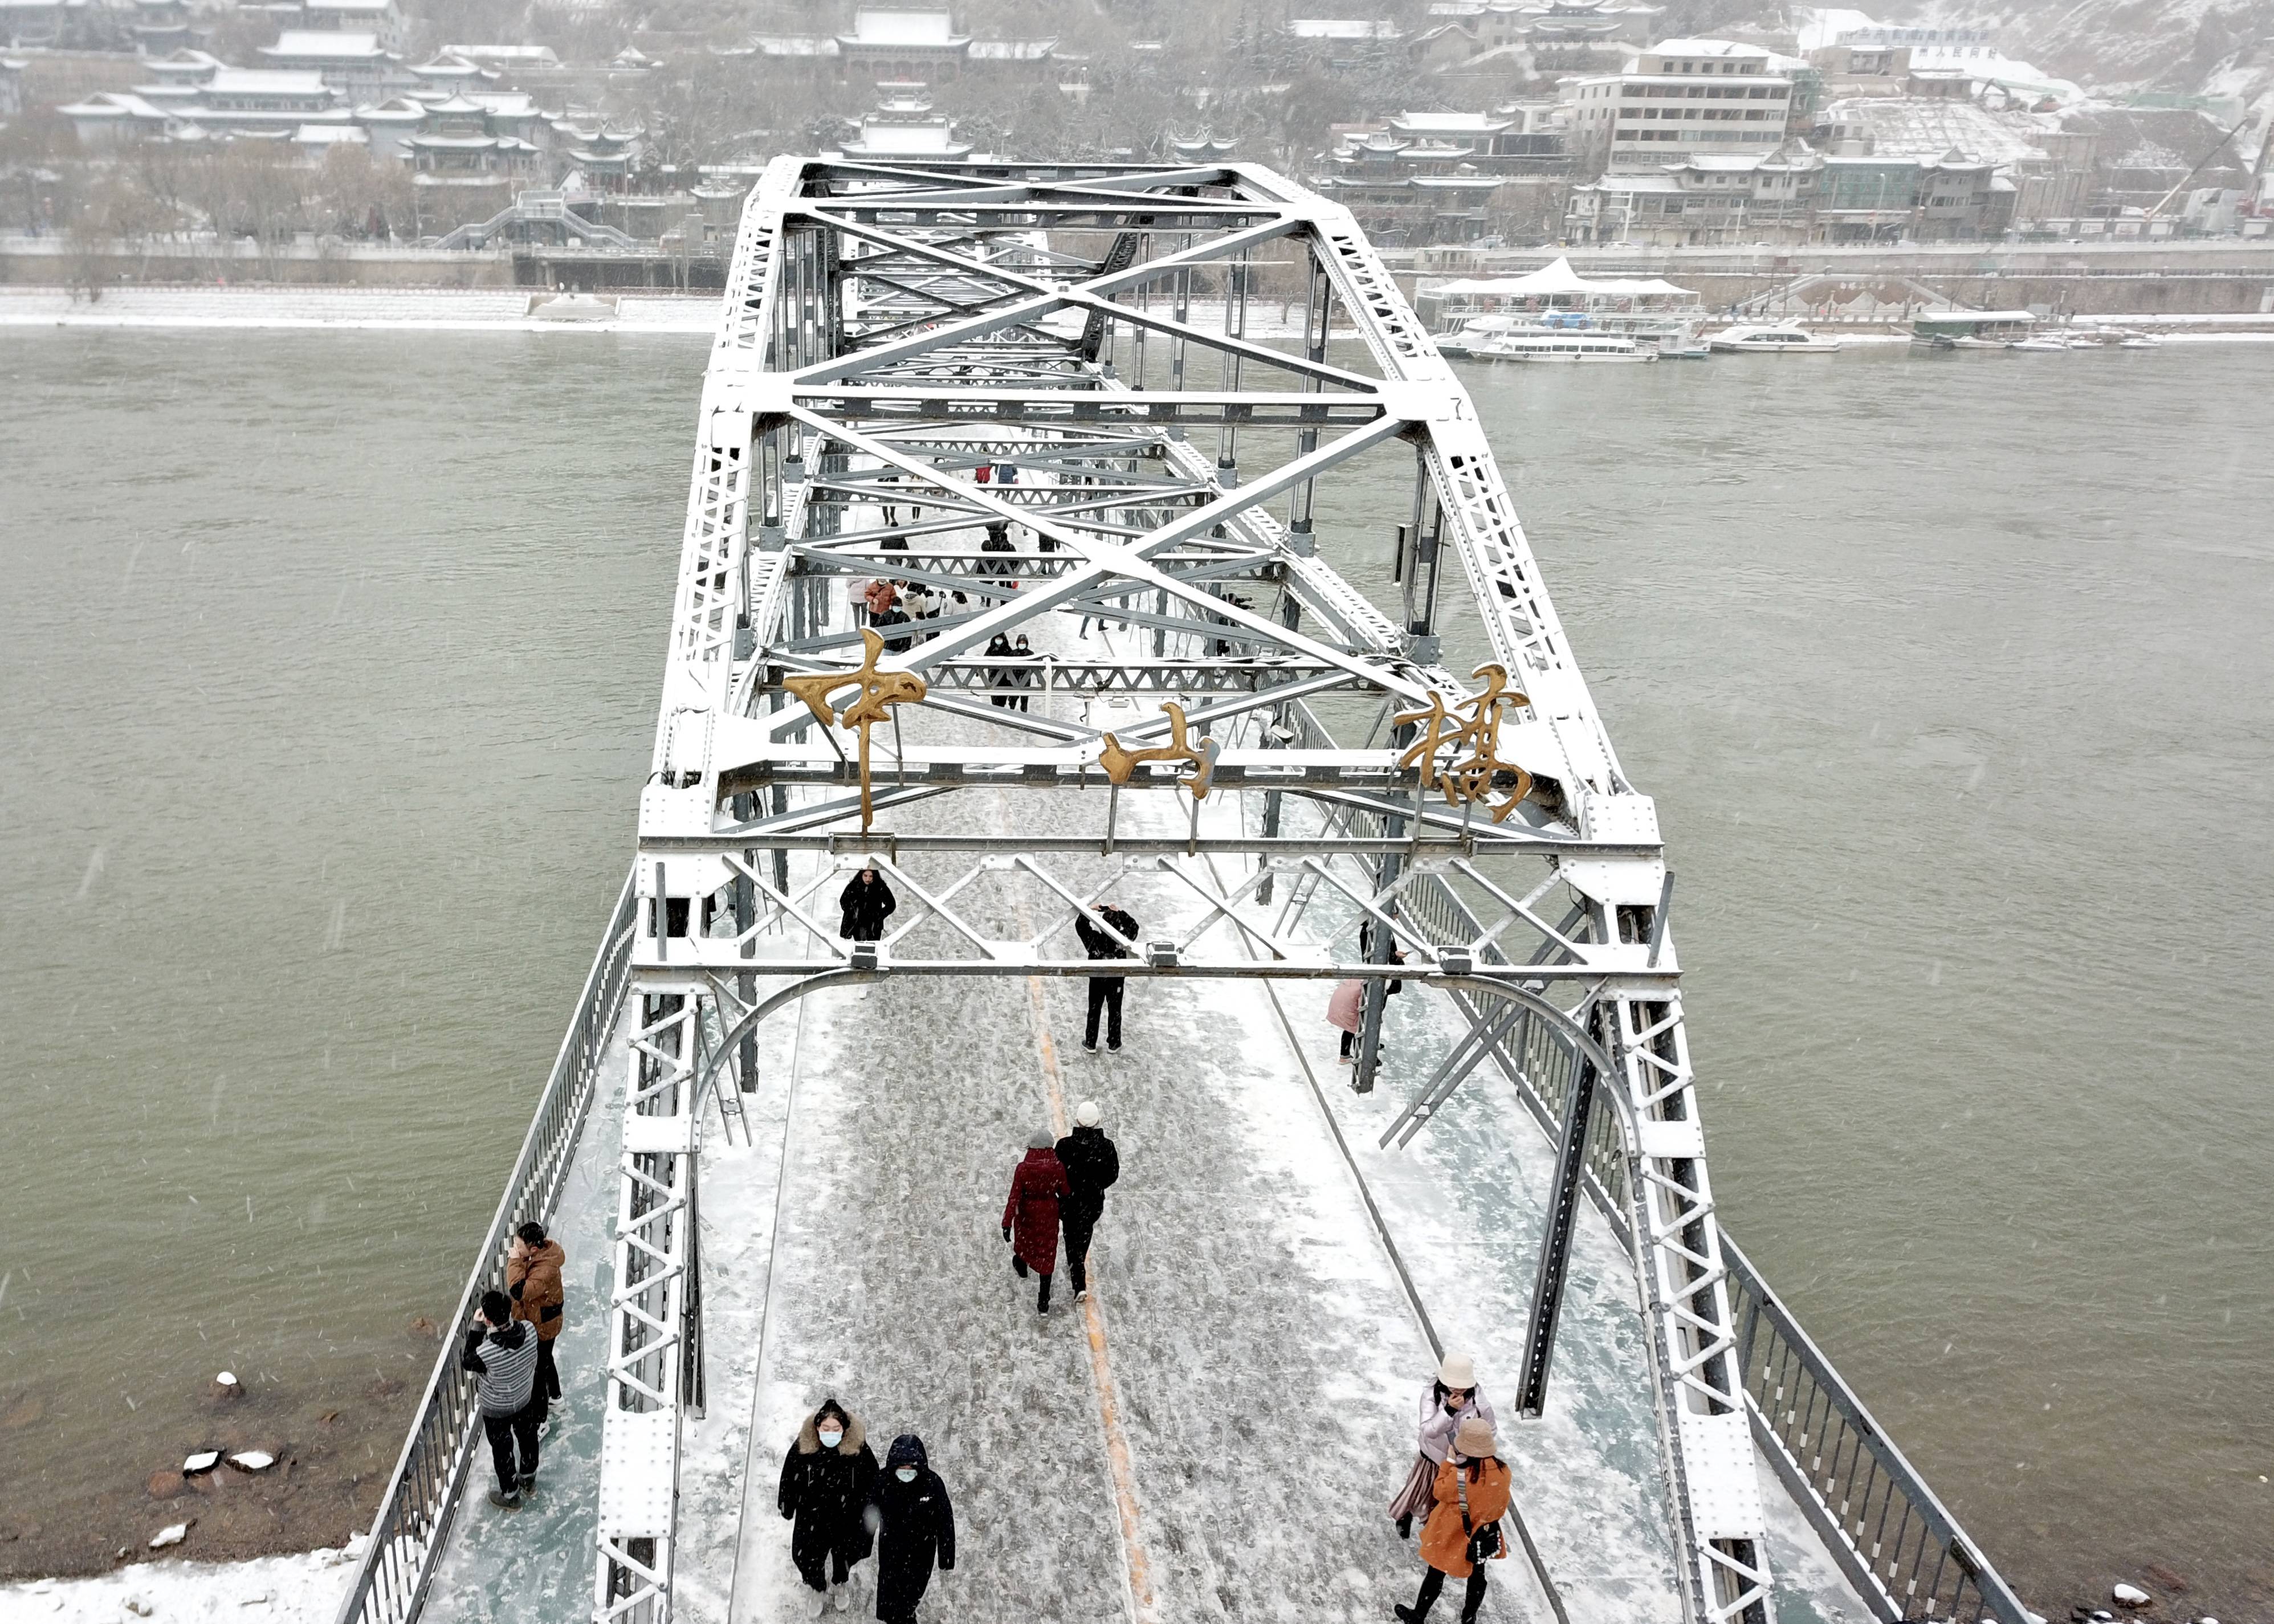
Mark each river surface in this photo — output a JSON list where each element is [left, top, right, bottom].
[[2, 329, 2269, 1615]]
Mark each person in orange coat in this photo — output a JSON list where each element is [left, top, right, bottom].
[[1395, 1416, 1510, 1623], [506, 1221, 567, 1419], [1000, 1128, 1070, 1316]]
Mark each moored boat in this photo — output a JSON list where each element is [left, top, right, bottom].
[[1706, 322, 1840, 354]]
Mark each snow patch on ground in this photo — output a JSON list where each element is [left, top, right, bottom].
[[0, 1545, 356, 1622]]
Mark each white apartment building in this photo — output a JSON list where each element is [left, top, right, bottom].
[[1567, 37, 1796, 175]]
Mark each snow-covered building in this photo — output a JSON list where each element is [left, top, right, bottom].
[[830, 93, 973, 160], [751, 7, 1059, 83], [1319, 107, 1573, 244], [55, 88, 185, 144], [258, 29, 407, 97], [300, 0, 404, 52], [1565, 141, 1823, 243], [1820, 97, 2092, 225], [1567, 38, 1802, 176]]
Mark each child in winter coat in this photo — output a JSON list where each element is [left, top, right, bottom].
[[864, 1434, 955, 1624], [1001, 1128, 1070, 1313], [1396, 1416, 1510, 1624], [779, 1399, 880, 1614]]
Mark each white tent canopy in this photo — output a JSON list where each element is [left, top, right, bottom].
[[1431, 257, 1698, 301]]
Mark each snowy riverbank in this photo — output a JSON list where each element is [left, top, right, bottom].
[[0, 1543, 356, 1622], [0, 285, 721, 333]]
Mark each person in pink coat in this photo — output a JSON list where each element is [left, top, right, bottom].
[[1001, 1128, 1070, 1315]]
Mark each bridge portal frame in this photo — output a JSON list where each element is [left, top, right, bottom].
[[598, 154, 1773, 1624]]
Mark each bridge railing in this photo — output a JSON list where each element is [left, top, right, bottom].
[[1722, 1242, 2033, 1624], [1282, 699, 2028, 1624], [332, 868, 638, 1624]]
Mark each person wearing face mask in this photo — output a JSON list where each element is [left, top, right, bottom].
[[779, 1399, 881, 1615], [1389, 1352, 1496, 1540], [863, 1434, 955, 1624]]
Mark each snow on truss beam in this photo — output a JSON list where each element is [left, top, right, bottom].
[[609, 155, 1771, 1624]]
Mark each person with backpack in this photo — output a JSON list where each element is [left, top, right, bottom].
[[779, 1398, 881, 1615], [1001, 1127, 1070, 1314], [460, 1288, 542, 1507], [1394, 1415, 1510, 1623], [1054, 1101, 1120, 1302]]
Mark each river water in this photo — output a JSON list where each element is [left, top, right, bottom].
[[2, 329, 2268, 1613]]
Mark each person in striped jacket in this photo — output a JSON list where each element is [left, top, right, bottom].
[[462, 1288, 542, 1507]]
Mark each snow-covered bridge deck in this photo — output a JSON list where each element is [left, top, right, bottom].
[[419, 617, 1871, 1624]]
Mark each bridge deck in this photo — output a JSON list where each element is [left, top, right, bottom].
[[423, 611, 1868, 1624]]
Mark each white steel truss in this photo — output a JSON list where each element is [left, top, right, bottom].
[[598, 155, 1771, 1624]]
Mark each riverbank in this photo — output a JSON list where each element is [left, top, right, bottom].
[[0, 285, 721, 333], [1, 1546, 354, 1622]]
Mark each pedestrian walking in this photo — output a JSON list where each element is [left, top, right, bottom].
[[899, 581, 936, 640], [780, 1398, 881, 1615], [1001, 1127, 1070, 1314], [1327, 955, 1405, 1065], [875, 601, 915, 654], [1075, 901, 1139, 1053], [462, 1288, 542, 1507], [863, 578, 899, 623], [1393, 1415, 1510, 1623], [1054, 1101, 1119, 1301], [983, 632, 1016, 708], [1010, 634, 1039, 712], [1389, 1352, 1497, 1539], [505, 1220, 565, 1422], [839, 864, 897, 942], [979, 522, 1016, 585], [863, 1434, 955, 1624]]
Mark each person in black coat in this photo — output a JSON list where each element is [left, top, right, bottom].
[[864, 1434, 954, 1623], [779, 1399, 879, 1610], [1055, 1100, 1120, 1300], [1074, 901, 1139, 1053], [839, 866, 896, 942], [983, 633, 1016, 709]]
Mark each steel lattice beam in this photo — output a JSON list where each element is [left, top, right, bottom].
[[601, 154, 1772, 1624]]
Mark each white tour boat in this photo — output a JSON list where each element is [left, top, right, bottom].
[[1706, 323, 1841, 354], [1471, 328, 1655, 364]]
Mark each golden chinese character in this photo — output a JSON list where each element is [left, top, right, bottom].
[[1394, 663, 1534, 822], [1098, 701, 1217, 800], [784, 627, 928, 831]]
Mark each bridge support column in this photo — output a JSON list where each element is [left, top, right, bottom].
[[1515, 1008, 1603, 1417]]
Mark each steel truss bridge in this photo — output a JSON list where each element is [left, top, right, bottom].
[[602, 150, 1779, 1624], [330, 155, 2038, 1624]]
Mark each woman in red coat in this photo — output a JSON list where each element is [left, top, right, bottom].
[[1001, 1128, 1070, 1316]]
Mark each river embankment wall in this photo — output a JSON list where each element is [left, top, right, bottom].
[[1401, 239, 2274, 322]]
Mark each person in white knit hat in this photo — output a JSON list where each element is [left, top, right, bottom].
[[1054, 1100, 1120, 1301], [1387, 1351, 1497, 1539]]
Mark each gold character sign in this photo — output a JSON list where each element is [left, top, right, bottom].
[[784, 627, 928, 832], [1098, 701, 1218, 800], [1395, 663, 1534, 822]]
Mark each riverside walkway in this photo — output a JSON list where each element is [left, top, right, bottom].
[[338, 157, 2031, 1624]]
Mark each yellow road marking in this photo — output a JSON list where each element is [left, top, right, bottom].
[[1026, 972, 1159, 1624]]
